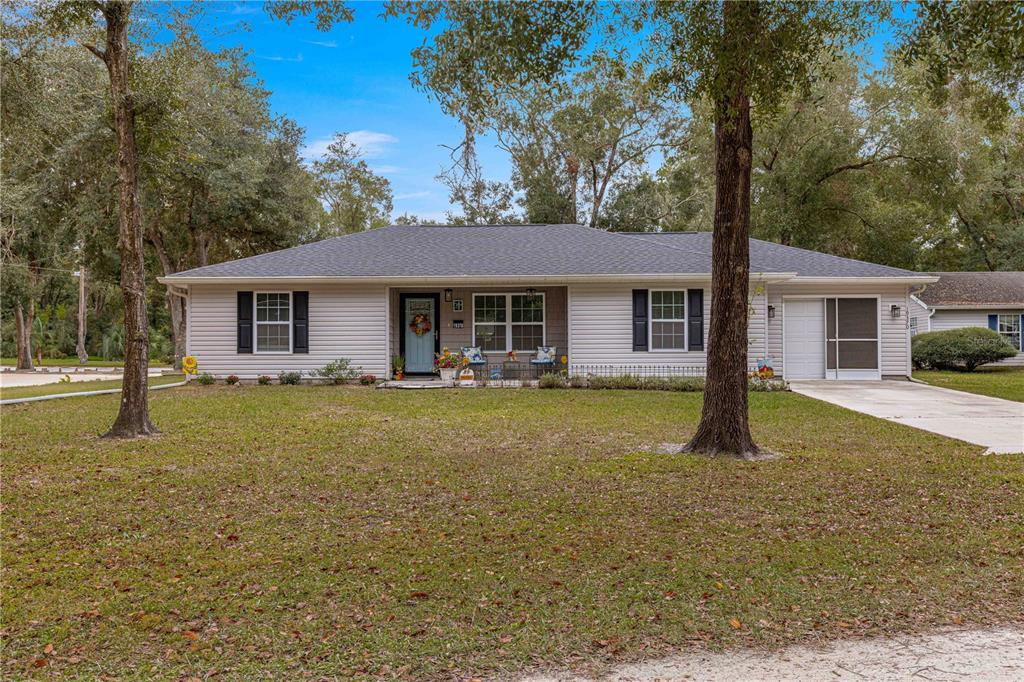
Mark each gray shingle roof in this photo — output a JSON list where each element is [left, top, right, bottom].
[[166, 224, 924, 280], [917, 272, 1024, 307]]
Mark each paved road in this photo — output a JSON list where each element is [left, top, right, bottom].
[[791, 380, 1023, 454]]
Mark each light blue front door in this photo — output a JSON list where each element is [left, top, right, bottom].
[[404, 297, 436, 373]]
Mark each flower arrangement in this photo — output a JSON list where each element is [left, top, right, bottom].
[[434, 347, 462, 370], [225, 374, 240, 385], [506, 350, 518, 362]]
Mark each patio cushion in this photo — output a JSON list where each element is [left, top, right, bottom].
[[531, 346, 556, 364], [462, 346, 485, 364]]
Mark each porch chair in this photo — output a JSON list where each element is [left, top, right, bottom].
[[461, 346, 486, 370], [530, 346, 557, 375]]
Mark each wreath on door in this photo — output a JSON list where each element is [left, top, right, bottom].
[[410, 313, 432, 336]]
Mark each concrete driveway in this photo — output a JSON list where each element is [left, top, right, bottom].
[[791, 380, 1024, 454]]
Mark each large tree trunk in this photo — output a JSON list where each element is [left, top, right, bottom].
[[95, 1, 157, 438], [14, 301, 33, 371], [685, 1, 759, 458], [76, 265, 89, 364]]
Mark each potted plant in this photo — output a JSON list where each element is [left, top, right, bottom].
[[392, 355, 406, 381], [434, 347, 461, 383]]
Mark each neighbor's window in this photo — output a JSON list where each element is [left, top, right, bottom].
[[997, 313, 1021, 350], [473, 293, 545, 352], [650, 290, 686, 350], [255, 292, 291, 353], [909, 317, 919, 336]]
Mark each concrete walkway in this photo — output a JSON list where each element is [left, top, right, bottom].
[[791, 380, 1023, 454], [523, 626, 1024, 681], [0, 368, 164, 389]]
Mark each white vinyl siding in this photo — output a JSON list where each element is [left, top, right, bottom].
[[568, 282, 711, 369], [187, 283, 387, 378]]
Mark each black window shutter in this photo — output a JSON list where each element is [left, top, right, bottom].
[[293, 291, 309, 354], [687, 288, 704, 351], [632, 289, 648, 351], [237, 291, 253, 354]]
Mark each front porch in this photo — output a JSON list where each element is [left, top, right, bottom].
[[387, 285, 568, 377]]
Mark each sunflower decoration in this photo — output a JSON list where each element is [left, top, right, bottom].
[[409, 313, 432, 336], [182, 356, 199, 375]]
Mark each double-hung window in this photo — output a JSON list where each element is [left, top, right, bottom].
[[473, 293, 545, 352], [255, 292, 291, 353], [997, 313, 1021, 351], [650, 290, 686, 350]]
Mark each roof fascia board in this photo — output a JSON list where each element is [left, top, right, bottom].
[[790, 276, 938, 285], [158, 272, 799, 286], [928, 303, 1024, 310]]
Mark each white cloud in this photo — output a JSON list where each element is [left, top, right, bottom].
[[347, 130, 398, 158], [302, 131, 399, 163], [370, 165, 401, 175], [395, 190, 431, 200], [303, 39, 338, 48], [259, 54, 304, 63]]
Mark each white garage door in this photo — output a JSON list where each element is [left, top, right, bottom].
[[784, 299, 825, 379]]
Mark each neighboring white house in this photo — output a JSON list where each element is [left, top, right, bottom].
[[158, 224, 937, 381], [911, 271, 1024, 366]]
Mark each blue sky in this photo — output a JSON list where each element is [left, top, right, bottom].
[[178, 1, 910, 222], [183, 0, 507, 221]]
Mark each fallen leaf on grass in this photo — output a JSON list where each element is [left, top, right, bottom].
[[182, 630, 198, 641], [33, 658, 48, 668], [728, 618, 742, 630]]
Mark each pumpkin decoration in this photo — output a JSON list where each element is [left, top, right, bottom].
[[409, 313, 432, 336]]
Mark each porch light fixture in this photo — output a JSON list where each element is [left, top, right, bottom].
[[526, 288, 537, 302], [767, 305, 776, 319], [444, 288, 453, 302], [890, 304, 901, 318]]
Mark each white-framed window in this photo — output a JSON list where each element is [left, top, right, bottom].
[[997, 313, 1021, 351], [473, 293, 545, 353], [255, 292, 291, 353], [909, 317, 919, 336], [650, 290, 687, 351]]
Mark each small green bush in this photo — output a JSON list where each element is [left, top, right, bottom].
[[195, 373, 215, 386], [538, 372, 568, 389], [278, 371, 302, 385], [912, 327, 1016, 371], [257, 375, 272, 385], [225, 374, 240, 385], [568, 374, 588, 389], [311, 358, 360, 384]]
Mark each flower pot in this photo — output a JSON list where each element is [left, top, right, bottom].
[[394, 372, 404, 381], [439, 367, 457, 383]]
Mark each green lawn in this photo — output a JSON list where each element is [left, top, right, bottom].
[[2, 387, 1022, 679], [914, 366, 1024, 402], [1, 357, 170, 367], [0, 375, 183, 401]]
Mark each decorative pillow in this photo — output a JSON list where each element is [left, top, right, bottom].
[[462, 346, 485, 364], [534, 346, 556, 363]]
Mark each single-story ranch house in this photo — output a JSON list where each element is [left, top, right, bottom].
[[158, 224, 938, 381], [910, 271, 1024, 366]]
